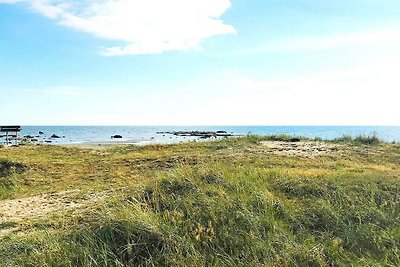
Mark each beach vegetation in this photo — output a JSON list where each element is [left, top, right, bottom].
[[0, 136, 399, 266], [334, 133, 381, 145]]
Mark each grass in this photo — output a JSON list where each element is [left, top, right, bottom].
[[334, 133, 382, 145], [0, 136, 399, 266], [0, 160, 27, 198]]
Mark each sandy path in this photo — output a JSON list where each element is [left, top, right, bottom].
[[0, 190, 110, 237], [260, 141, 342, 157]]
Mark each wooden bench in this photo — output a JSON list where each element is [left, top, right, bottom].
[[0, 126, 21, 145]]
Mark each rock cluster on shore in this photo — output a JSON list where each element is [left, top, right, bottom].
[[157, 131, 235, 139], [18, 131, 65, 144], [1, 129, 238, 145]]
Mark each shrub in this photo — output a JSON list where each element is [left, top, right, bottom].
[[334, 134, 381, 145], [0, 160, 27, 178]]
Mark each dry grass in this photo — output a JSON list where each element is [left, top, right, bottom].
[[0, 136, 399, 266]]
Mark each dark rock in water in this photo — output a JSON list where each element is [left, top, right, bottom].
[[39, 131, 44, 135], [24, 135, 34, 139], [31, 139, 38, 142], [51, 134, 61, 138], [162, 130, 234, 138], [45, 140, 52, 143], [111, 135, 123, 139]]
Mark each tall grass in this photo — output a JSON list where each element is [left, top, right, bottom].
[[0, 160, 26, 198], [2, 163, 399, 266], [334, 133, 382, 145], [0, 137, 399, 266]]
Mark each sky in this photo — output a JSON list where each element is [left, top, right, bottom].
[[0, 0, 400, 125]]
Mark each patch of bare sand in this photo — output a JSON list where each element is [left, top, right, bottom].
[[0, 190, 110, 237], [260, 141, 343, 157]]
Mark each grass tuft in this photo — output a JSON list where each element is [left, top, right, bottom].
[[334, 133, 382, 145], [0, 160, 27, 178]]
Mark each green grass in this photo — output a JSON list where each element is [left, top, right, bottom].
[[0, 160, 27, 198], [334, 133, 382, 145], [0, 136, 400, 266]]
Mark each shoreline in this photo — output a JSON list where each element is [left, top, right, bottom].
[[2, 127, 400, 146], [1, 127, 399, 147]]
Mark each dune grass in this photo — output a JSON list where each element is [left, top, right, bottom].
[[0, 136, 399, 266], [334, 133, 382, 145]]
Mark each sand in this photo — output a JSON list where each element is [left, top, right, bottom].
[[0, 190, 110, 237], [260, 141, 343, 157]]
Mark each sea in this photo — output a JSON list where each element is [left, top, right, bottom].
[[1, 126, 400, 145]]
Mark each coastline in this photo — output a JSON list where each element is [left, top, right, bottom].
[[62, 139, 145, 147], [2, 126, 400, 146]]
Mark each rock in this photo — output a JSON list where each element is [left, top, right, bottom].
[[200, 135, 213, 139], [159, 130, 234, 138], [45, 140, 52, 143], [289, 138, 301, 142], [51, 134, 61, 138], [39, 131, 44, 135], [111, 135, 123, 139]]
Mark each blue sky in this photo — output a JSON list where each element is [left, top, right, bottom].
[[1, 0, 399, 125]]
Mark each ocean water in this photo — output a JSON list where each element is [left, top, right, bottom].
[[1, 126, 400, 145]]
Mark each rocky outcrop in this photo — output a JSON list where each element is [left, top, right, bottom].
[[157, 131, 235, 139]]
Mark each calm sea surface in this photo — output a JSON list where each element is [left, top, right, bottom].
[[1, 126, 400, 145]]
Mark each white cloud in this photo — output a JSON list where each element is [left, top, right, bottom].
[[237, 26, 400, 55], [0, 0, 235, 55], [5, 58, 400, 125], [0, 0, 22, 3], [154, 58, 400, 125]]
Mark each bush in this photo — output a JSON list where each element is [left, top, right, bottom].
[[354, 134, 381, 145], [334, 134, 381, 145], [0, 160, 27, 178]]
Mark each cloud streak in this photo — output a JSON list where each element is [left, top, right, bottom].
[[0, 0, 235, 55], [24, 86, 85, 96], [237, 26, 400, 55]]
